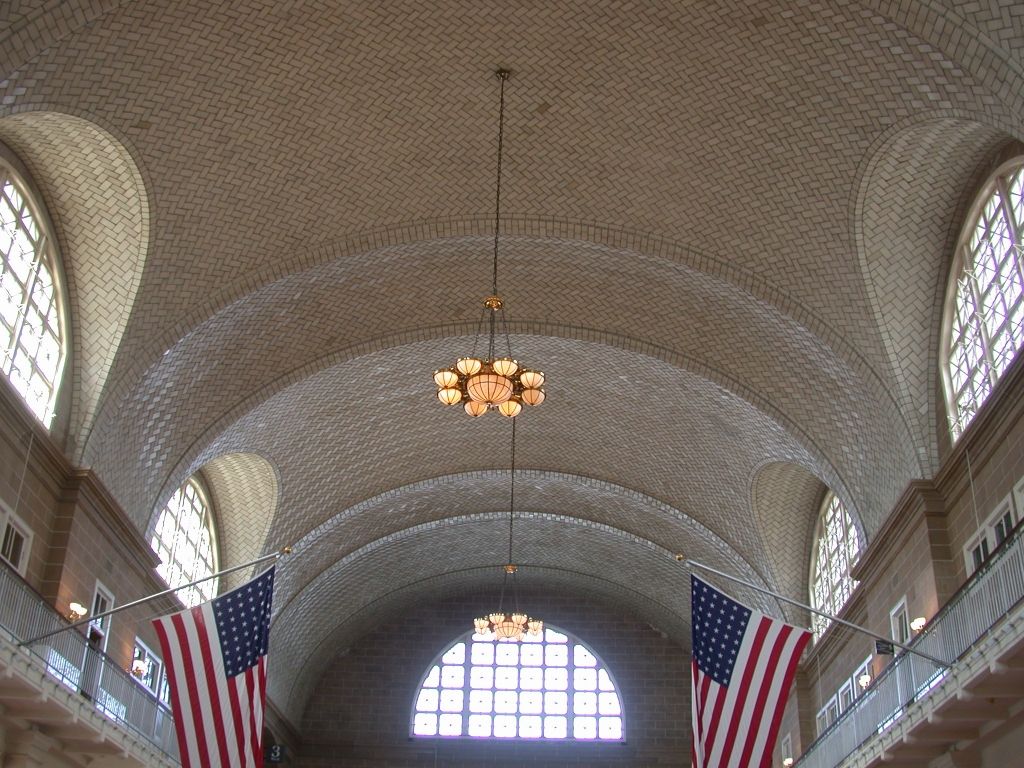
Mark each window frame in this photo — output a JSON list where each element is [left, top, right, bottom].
[[809, 493, 863, 640], [131, 636, 164, 696], [889, 597, 910, 645], [0, 144, 70, 429], [963, 493, 1018, 576], [940, 156, 1024, 441], [0, 500, 33, 576], [90, 580, 114, 652], [409, 625, 626, 743], [150, 475, 220, 608]]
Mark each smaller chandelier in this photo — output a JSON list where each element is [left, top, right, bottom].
[[474, 565, 543, 642]]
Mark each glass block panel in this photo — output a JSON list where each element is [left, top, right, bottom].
[[439, 689, 464, 713], [573, 645, 597, 667], [438, 714, 462, 736], [519, 691, 542, 714], [598, 669, 615, 691], [544, 691, 568, 714], [493, 715, 516, 738], [440, 665, 465, 688], [574, 716, 597, 739], [574, 691, 598, 715], [469, 666, 493, 689], [468, 714, 491, 737], [598, 692, 621, 715], [413, 713, 437, 736], [519, 715, 542, 738], [520, 667, 543, 690], [520, 645, 543, 666], [471, 641, 494, 665], [545, 644, 568, 667], [495, 667, 518, 690], [546, 629, 568, 643], [494, 691, 517, 713], [599, 717, 623, 739], [544, 715, 567, 739], [442, 643, 465, 664], [574, 668, 597, 691], [469, 690, 492, 713], [495, 644, 519, 666], [416, 689, 439, 712]]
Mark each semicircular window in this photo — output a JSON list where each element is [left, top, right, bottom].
[[0, 159, 66, 428], [809, 493, 863, 640], [411, 626, 624, 741], [150, 477, 218, 608], [943, 158, 1024, 440]]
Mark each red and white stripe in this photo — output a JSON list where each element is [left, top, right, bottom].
[[154, 603, 268, 768], [691, 612, 809, 768]]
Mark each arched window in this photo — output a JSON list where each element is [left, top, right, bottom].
[[411, 626, 624, 741], [943, 158, 1024, 441], [0, 157, 66, 428], [150, 478, 218, 608], [810, 494, 863, 639]]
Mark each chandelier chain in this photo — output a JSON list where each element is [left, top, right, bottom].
[[492, 69, 509, 298], [508, 416, 516, 565]]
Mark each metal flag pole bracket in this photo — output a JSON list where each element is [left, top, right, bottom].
[[675, 554, 952, 669], [19, 546, 294, 647]]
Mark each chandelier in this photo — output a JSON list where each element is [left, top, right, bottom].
[[433, 70, 546, 418], [474, 419, 543, 641]]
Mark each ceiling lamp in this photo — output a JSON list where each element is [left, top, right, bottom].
[[432, 70, 545, 418], [474, 419, 543, 641]]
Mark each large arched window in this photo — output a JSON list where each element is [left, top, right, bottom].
[[943, 158, 1024, 441], [810, 493, 863, 639], [0, 157, 66, 428], [411, 626, 624, 741], [150, 478, 218, 608]]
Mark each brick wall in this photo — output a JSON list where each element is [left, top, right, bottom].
[[297, 592, 689, 767]]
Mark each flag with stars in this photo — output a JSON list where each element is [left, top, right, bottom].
[[153, 567, 275, 768], [691, 575, 810, 768]]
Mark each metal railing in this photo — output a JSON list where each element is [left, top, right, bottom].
[[797, 524, 1024, 768], [0, 562, 178, 759]]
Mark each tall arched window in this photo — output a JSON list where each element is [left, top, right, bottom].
[[943, 158, 1024, 441], [411, 626, 624, 741], [150, 478, 218, 608], [810, 493, 863, 639], [0, 156, 66, 428]]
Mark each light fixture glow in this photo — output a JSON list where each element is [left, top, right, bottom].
[[910, 616, 927, 632], [432, 71, 546, 417], [858, 673, 872, 690], [68, 602, 87, 621]]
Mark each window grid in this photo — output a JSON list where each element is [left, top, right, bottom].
[[810, 494, 862, 639], [411, 627, 624, 741], [150, 479, 218, 608], [0, 170, 64, 427], [946, 161, 1024, 440]]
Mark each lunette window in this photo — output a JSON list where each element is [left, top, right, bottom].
[[411, 626, 624, 741], [943, 158, 1024, 440], [0, 158, 66, 428], [150, 478, 218, 608], [809, 493, 863, 639]]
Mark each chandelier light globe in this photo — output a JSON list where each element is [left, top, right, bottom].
[[456, 357, 483, 377], [474, 617, 492, 635], [519, 369, 545, 389], [437, 387, 462, 406], [467, 371, 514, 404], [433, 369, 459, 389], [498, 399, 522, 418], [527, 619, 544, 636], [489, 612, 506, 626], [492, 357, 519, 377], [520, 387, 545, 407], [464, 400, 488, 417]]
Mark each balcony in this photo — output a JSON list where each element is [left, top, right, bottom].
[[0, 562, 178, 766], [797, 522, 1024, 767]]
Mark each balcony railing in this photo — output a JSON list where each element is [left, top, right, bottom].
[[796, 522, 1024, 768], [0, 562, 178, 759]]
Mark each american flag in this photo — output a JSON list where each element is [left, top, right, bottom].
[[691, 575, 810, 768], [153, 567, 275, 768]]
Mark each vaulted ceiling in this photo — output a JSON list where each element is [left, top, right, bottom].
[[1, 0, 1021, 724]]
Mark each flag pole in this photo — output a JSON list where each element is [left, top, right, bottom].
[[676, 555, 951, 668], [19, 547, 293, 647]]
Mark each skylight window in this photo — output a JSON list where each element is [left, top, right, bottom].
[[411, 626, 624, 741], [810, 493, 862, 639]]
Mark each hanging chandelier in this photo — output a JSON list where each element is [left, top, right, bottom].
[[474, 419, 543, 641], [433, 70, 546, 418]]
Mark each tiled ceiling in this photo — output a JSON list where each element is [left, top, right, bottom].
[[2, 0, 1021, 724]]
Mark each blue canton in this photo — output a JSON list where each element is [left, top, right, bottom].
[[691, 575, 752, 687], [212, 568, 275, 678]]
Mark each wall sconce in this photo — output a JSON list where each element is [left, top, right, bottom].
[[783, 758, 794, 767], [68, 602, 87, 621], [910, 616, 927, 632], [130, 658, 149, 679], [858, 673, 872, 690]]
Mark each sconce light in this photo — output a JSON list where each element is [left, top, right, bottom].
[[130, 658, 149, 679], [783, 758, 794, 767], [858, 673, 872, 690], [68, 602, 87, 621], [910, 616, 927, 633]]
